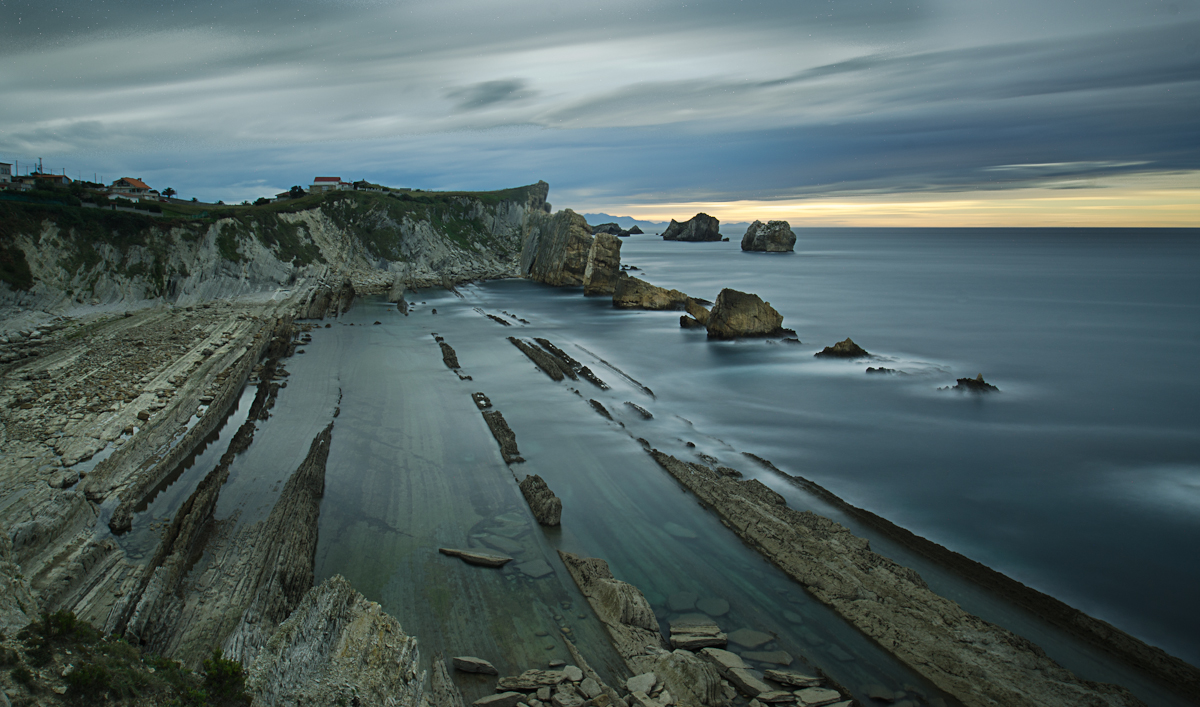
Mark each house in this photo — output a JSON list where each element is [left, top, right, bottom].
[[31, 173, 72, 187], [0, 163, 10, 184], [310, 176, 350, 193], [110, 177, 160, 199]]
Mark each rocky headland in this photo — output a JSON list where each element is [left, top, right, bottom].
[[740, 221, 796, 253]]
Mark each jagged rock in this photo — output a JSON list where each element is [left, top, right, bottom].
[[483, 410, 525, 464], [705, 289, 786, 339], [0, 532, 35, 632], [685, 299, 710, 326], [519, 475, 563, 526], [553, 690, 585, 707], [698, 647, 747, 676], [741, 221, 796, 252], [510, 336, 575, 381], [499, 670, 567, 690], [625, 402, 653, 419], [628, 225, 644, 235], [951, 374, 1000, 393], [762, 670, 821, 688], [680, 315, 704, 329], [613, 275, 688, 310], [439, 547, 513, 568], [440, 341, 462, 368], [247, 575, 424, 707], [591, 223, 628, 237], [522, 209, 595, 286], [653, 649, 724, 707], [813, 338, 869, 358], [662, 214, 721, 242], [454, 656, 500, 675], [434, 655, 469, 707], [558, 552, 666, 673], [583, 233, 623, 296], [669, 620, 727, 650]]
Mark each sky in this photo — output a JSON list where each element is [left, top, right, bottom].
[[1, 0, 1197, 226]]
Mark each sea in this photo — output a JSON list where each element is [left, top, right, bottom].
[[121, 227, 1200, 706]]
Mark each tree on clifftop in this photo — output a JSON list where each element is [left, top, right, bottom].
[[162, 187, 177, 197], [289, 185, 306, 199]]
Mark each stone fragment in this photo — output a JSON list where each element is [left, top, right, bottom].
[[613, 275, 689, 310], [454, 656, 500, 674], [629, 692, 658, 707], [762, 670, 820, 688], [483, 410, 525, 464], [793, 688, 841, 707], [553, 691, 584, 707], [519, 474, 563, 526], [627, 673, 657, 695], [662, 213, 721, 242], [741, 221, 796, 252], [727, 668, 772, 697], [563, 665, 584, 683], [755, 692, 797, 703], [538, 687, 553, 701], [580, 678, 602, 698], [706, 289, 787, 339], [439, 547, 512, 568], [727, 628, 774, 649], [477, 693, 526, 707], [499, 670, 567, 691], [743, 651, 792, 666], [698, 647, 747, 676]]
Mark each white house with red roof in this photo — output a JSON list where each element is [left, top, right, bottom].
[[110, 177, 160, 199], [310, 176, 351, 193]]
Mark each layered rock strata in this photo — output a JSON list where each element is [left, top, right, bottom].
[[613, 275, 688, 310], [522, 209, 595, 287], [741, 221, 796, 252], [482, 410, 525, 464], [519, 474, 563, 526], [662, 214, 721, 242], [705, 289, 787, 339], [645, 449, 1143, 707], [509, 336, 576, 381], [583, 233, 623, 296], [247, 575, 426, 707]]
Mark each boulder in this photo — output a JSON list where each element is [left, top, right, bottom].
[[627, 673, 657, 695], [813, 338, 869, 358], [583, 233, 623, 296], [685, 298, 710, 326], [680, 316, 704, 329], [662, 213, 721, 242], [562, 665, 584, 682], [653, 649, 724, 707], [454, 656, 500, 674], [705, 289, 786, 339], [613, 275, 689, 310], [741, 221, 796, 252], [519, 474, 563, 526]]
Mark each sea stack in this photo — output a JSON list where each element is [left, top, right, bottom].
[[741, 220, 796, 252], [662, 213, 721, 242], [705, 288, 787, 339]]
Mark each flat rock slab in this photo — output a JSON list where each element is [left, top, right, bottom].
[[439, 548, 512, 568], [670, 632, 728, 650], [763, 670, 821, 688], [476, 693, 525, 707], [728, 628, 774, 648], [499, 670, 567, 691], [744, 650, 792, 666], [626, 672, 657, 695], [517, 559, 555, 578], [795, 687, 842, 707], [454, 656, 500, 675], [562, 666, 583, 683], [699, 647, 748, 674], [663, 521, 698, 539], [695, 597, 730, 616], [757, 691, 798, 703], [781, 611, 804, 624], [727, 667, 772, 697]]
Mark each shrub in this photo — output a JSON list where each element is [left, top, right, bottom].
[[65, 662, 111, 700], [202, 649, 252, 706], [10, 665, 33, 687]]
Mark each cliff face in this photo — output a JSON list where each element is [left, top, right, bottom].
[[0, 181, 550, 312], [520, 208, 594, 286]]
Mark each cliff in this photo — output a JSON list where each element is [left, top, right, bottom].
[[0, 181, 550, 312]]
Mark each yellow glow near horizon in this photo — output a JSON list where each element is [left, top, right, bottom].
[[601, 172, 1200, 227]]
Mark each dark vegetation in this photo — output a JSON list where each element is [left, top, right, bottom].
[[1, 610, 253, 706]]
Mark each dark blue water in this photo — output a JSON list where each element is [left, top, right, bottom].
[[587, 228, 1200, 667]]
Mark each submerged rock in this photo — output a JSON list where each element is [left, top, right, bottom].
[[951, 373, 1000, 393], [439, 547, 513, 568], [741, 220, 797, 252], [483, 410, 525, 464], [814, 338, 869, 358], [705, 289, 787, 339], [583, 233, 623, 296], [520, 474, 563, 526], [662, 213, 721, 242], [453, 656, 500, 675], [612, 274, 689, 310]]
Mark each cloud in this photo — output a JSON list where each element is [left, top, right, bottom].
[[446, 79, 537, 112]]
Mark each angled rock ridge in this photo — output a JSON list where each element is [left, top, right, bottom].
[[0, 182, 549, 310]]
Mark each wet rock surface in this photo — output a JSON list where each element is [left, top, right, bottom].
[[948, 373, 1000, 393], [583, 233, 624, 296], [519, 474, 563, 526], [813, 338, 869, 358], [522, 209, 595, 287], [741, 221, 797, 252], [706, 289, 788, 339], [613, 275, 689, 310], [662, 213, 721, 242], [482, 409, 525, 464]]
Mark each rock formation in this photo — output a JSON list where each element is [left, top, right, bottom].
[[814, 338, 869, 358], [521, 209, 595, 286], [482, 410, 525, 464], [519, 474, 563, 526], [705, 289, 787, 339], [628, 226, 644, 235], [613, 275, 688, 310], [741, 220, 796, 252], [583, 233, 623, 296], [645, 449, 1144, 707], [951, 373, 1000, 393], [591, 223, 629, 237], [247, 575, 426, 707], [661, 214, 721, 242]]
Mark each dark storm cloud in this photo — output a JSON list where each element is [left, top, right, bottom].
[[446, 80, 536, 112], [0, 0, 1196, 205]]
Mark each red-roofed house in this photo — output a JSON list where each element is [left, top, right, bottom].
[[110, 177, 160, 199], [310, 176, 350, 193]]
